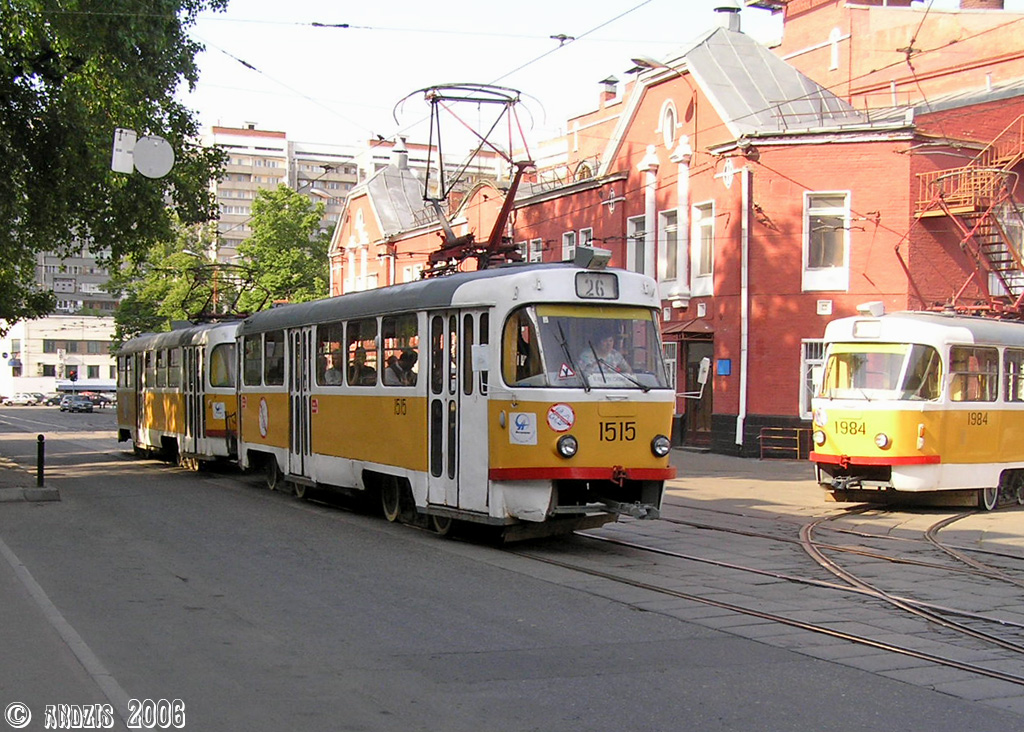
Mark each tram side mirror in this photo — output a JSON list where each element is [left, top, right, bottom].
[[697, 357, 711, 385], [471, 344, 490, 372]]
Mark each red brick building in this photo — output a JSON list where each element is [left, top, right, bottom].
[[330, 1, 1024, 456]]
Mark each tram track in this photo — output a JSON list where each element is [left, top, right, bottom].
[[800, 514, 1024, 655], [513, 538, 1024, 688]]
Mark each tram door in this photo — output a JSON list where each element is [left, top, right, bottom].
[[134, 353, 145, 442], [182, 346, 204, 457], [288, 328, 313, 479], [427, 310, 490, 512]]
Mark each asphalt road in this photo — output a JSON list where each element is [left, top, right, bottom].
[[0, 407, 1021, 731]]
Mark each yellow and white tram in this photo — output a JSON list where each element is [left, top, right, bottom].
[[118, 263, 676, 538], [117, 321, 239, 469], [811, 305, 1024, 510]]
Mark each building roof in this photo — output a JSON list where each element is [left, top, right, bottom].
[[683, 27, 867, 137], [363, 164, 433, 236]]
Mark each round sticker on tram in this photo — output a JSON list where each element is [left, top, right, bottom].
[[546, 403, 576, 432], [258, 397, 269, 438]]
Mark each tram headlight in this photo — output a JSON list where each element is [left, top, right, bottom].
[[874, 432, 892, 450], [813, 430, 827, 446], [557, 435, 579, 459], [651, 434, 672, 458]]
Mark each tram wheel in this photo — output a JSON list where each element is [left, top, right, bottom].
[[430, 514, 454, 537], [979, 484, 999, 511], [381, 477, 402, 522], [265, 459, 283, 491], [292, 481, 307, 500]]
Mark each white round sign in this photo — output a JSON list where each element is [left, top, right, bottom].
[[133, 135, 175, 178], [546, 403, 576, 433]]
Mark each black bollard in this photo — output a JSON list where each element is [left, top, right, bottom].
[[36, 434, 44, 487]]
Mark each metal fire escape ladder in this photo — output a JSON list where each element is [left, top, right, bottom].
[[915, 114, 1024, 314]]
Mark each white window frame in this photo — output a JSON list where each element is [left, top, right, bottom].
[[800, 339, 826, 419], [691, 201, 714, 297], [802, 191, 850, 292], [658, 209, 680, 283], [529, 238, 543, 262], [579, 228, 594, 249], [561, 231, 577, 262], [626, 215, 647, 275], [663, 342, 678, 391]]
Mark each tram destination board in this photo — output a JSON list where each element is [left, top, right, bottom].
[[575, 271, 618, 300]]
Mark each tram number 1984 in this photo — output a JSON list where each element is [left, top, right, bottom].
[[600, 421, 636, 442], [834, 420, 866, 436], [968, 411, 989, 426]]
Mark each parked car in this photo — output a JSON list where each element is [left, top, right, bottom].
[[81, 392, 113, 408], [41, 393, 62, 406], [62, 395, 94, 413], [6, 393, 40, 406]]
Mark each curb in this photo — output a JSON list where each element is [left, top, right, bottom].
[[0, 487, 61, 502]]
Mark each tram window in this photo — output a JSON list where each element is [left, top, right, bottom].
[[430, 399, 443, 477], [144, 351, 156, 387], [463, 314, 474, 396], [502, 308, 543, 385], [156, 349, 167, 388], [448, 315, 458, 395], [209, 343, 236, 388], [949, 345, 998, 402], [243, 335, 262, 386], [346, 318, 378, 386], [447, 400, 457, 479], [431, 316, 444, 395], [264, 331, 285, 386], [382, 314, 418, 387], [480, 313, 489, 391], [317, 322, 345, 386], [1005, 349, 1024, 402], [168, 348, 182, 388]]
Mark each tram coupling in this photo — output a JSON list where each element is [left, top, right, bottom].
[[604, 499, 660, 520]]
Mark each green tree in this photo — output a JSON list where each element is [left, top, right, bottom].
[[106, 222, 233, 343], [0, 0, 228, 332], [235, 185, 330, 312], [109, 186, 329, 343]]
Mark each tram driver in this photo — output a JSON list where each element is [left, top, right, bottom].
[[578, 326, 632, 378]]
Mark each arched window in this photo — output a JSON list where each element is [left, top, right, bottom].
[[660, 101, 677, 148]]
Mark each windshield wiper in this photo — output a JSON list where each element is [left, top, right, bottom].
[[557, 323, 589, 392], [587, 340, 649, 392]]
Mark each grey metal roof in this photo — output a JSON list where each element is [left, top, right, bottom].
[[118, 321, 239, 354], [684, 27, 867, 137], [239, 263, 574, 335], [365, 165, 433, 236]]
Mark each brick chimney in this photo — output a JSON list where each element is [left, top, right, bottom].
[[599, 76, 618, 107], [960, 0, 1005, 8]]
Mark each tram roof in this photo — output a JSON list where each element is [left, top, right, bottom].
[[826, 311, 1024, 346], [237, 263, 584, 335], [118, 320, 239, 354]]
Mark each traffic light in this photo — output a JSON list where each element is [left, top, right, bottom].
[[68, 368, 78, 382]]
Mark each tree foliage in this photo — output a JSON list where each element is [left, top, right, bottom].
[[235, 185, 330, 312], [109, 186, 329, 343], [0, 0, 229, 329]]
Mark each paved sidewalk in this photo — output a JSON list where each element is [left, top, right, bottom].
[[667, 447, 1024, 553], [0, 454, 60, 502]]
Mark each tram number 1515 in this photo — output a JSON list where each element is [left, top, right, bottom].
[[600, 421, 636, 442]]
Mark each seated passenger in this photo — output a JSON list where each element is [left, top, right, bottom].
[[578, 328, 632, 377]]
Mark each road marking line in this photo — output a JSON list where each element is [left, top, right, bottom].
[[0, 535, 131, 724]]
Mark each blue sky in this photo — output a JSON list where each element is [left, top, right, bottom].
[[178, 0, 1021, 149]]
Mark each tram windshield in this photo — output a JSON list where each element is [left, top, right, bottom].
[[502, 304, 670, 390], [817, 343, 941, 401]]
